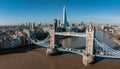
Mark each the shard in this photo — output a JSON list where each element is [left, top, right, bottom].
[[63, 6, 68, 27]]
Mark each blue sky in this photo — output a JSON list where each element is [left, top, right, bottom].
[[0, 0, 120, 25]]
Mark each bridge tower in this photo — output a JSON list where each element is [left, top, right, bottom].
[[46, 26, 59, 55], [83, 23, 95, 66]]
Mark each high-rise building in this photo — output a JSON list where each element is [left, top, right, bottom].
[[29, 22, 35, 30], [58, 19, 61, 27], [63, 6, 69, 27], [54, 19, 58, 31], [32, 22, 35, 29]]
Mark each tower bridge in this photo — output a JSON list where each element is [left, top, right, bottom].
[[24, 23, 120, 66]]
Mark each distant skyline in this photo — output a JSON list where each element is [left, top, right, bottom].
[[0, 0, 120, 25]]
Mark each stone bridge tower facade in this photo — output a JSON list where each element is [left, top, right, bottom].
[[83, 23, 95, 66], [49, 27, 55, 48], [46, 26, 59, 55]]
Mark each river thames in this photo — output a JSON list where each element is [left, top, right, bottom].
[[0, 30, 120, 69]]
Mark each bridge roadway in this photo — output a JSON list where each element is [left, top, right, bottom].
[[31, 39, 86, 55], [26, 30, 120, 59], [32, 38, 120, 59], [30, 35, 120, 58], [58, 47, 120, 59], [94, 37, 120, 58], [57, 47, 85, 56], [31, 40, 85, 55], [55, 32, 86, 37]]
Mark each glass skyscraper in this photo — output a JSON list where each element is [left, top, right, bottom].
[[63, 6, 69, 27]]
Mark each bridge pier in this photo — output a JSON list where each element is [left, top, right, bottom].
[[83, 23, 95, 66], [83, 54, 95, 66], [46, 26, 60, 56], [46, 47, 59, 55]]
